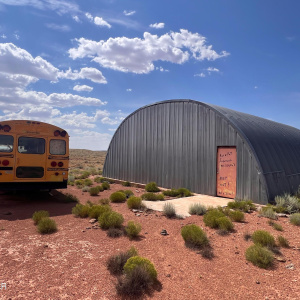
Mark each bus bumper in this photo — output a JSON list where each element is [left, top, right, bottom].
[[0, 180, 68, 191]]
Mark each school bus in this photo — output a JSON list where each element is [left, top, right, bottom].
[[0, 120, 69, 190]]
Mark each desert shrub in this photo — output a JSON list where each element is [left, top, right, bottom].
[[110, 192, 127, 203], [125, 221, 142, 238], [275, 193, 300, 214], [67, 181, 74, 186], [86, 200, 94, 207], [99, 198, 110, 205], [84, 178, 93, 186], [124, 190, 134, 198], [259, 207, 277, 220], [37, 217, 57, 234], [32, 210, 49, 225], [75, 179, 84, 187], [163, 203, 176, 218], [122, 181, 131, 187], [96, 185, 104, 192], [245, 244, 274, 269], [89, 187, 99, 196], [228, 210, 245, 222], [162, 189, 180, 197], [62, 193, 79, 203], [89, 205, 111, 219], [277, 235, 290, 248], [268, 220, 283, 231], [79, 171, 90, 179], [181, 224, 209, 249], [71, 203, 90, 218], [124, 256, 157, 281], [141, 192, 164, 201], [68, 174, 75, 183], [251, 230, 276, 248], [216, 216, 234, 234], [203, 209, 225, 229], [82, 186, 90, 192], [116, 265, 154, 296], [98, 211, 124, 229], [289, 213, 300, 226], [189, 203, 207, 215], [227, 200, 256, 212], [102, 182, 110, 190], [176, 188, 193, 197], [127, 196, 142, 209], [94, 176, 102, 183], [87, 167, 97, 175], [106, 246, 138, 275], [145, 182, 160, 193], [107, 228, 124, 238]]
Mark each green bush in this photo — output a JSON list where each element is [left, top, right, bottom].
[[106, 246, 138, 275], [189, 203, 207, 215], [162, 189, 180, 197], [290, 213, 300, 226], [124, 256, 157, 281], [245, 244, 274, 269], [141, 192, 164, 201], [227, 200, 256, 212], [32, 210, 49, 225], [177, 188, 193, 197], [203, 209, 225, 229], [268, 220, 283, 231], [62, 193, 79, 203], [277, 235, 290, 248], [163, 203, 176, 218], [216, 216, 234, 233], [68, 174, 75, 183], [102, 182, 110, 190], [251, 230, 276, 248], [259, 207, 277, 220], [96, 185, 104, 192], [125, 221, 142, 238], [275, 193, 300, 214], [89, 187, 99, 196], [89, 205, 111, 219], [94, 176, 102, 183], [110, 192, 127, 203], [127, 196, 142, 209], [37, 217, 57, 234], [99, 198, 110, 205], [75, 179, 84, 187], [145, 182, 160, 193], [79, 171, 90, 179], [122, 181, 131, 187], [84, 178, 93, 186], [98, 211, 124, 229], [181, 224, 209, 248], [107, 228, 123, 238], [228, 210, 245, 222], [71, 204, 90, 218], [82, 186, 90, 192]]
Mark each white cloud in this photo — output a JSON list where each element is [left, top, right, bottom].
[[69, 29, 229, 74], [123, 10, 136, 16], [254, 86, 258, 89], [73, 84, 93, 92], [150, 22, 165, 29], [194, 73, 206, 77], [58, 67, 107, 84], [207, 67, 219, 72], [46, 23, 71, 32], [94, 16, 111, 28], [101, 116, 119, 125], [85, 12, 93, 21], [14, 33, 20, 40], [72, 15, 80, 23], [156, 66, 169, 72], [126, 88, 132, 92], [1, 34, 6, 39]]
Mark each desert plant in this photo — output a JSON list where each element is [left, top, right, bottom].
[[98, 211, 124, 229], [127, 196, 142, 209], [125, 221, 142, 238], [268, 220, 283, 231], [96, 185, 104, 192], [216, 216, 234, 234], [122, 181, 131, 187], [251, 230, 276, 248], [68, 174, 75, 183], [163, 203, 176, 218], [37, 217, 57, 234], [94, 176, 102, 183], [79, 171, 91, 179], [145, 182, 160, 193], [124, 256, 157, 281], [82, 186, 90, 192], [110, 192, 127, 203], [107, 228, 124, 238], [71, 203, 90, 218], [245, 244, 274, 269], [275, 193, 300, 214], [141, 192, 164, 201], [277, 235, 290, 248], [259, 206, 277, 220], [106, 246, 138, 275], [162, 189, 180, 197], [176, 188, 193, 197], [181, 224, 209, 249], [189, 203, 207, 215], [228, 210, 245, 222], [83, 178, 93, 186], [89, 187, 99, 196], [227, 200, 256, 212], [32, 210, 49, 225], [62, 193, 79, 203], [88, 205, 111, 219], [289, 213, 300, 226], [99, 198, 110, 205], [203, 209, 225, 229], [101, 182, 110, 190], [75, 179, 84, 188]]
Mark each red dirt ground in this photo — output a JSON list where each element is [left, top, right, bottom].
[[0, 182, 300, 300]]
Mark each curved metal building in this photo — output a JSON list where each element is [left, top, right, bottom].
[[103, 99, 300, 204]]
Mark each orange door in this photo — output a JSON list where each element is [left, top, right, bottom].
[[216, 147, 237, 198]]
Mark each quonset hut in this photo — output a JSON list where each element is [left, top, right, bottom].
[[103, 99, 300, 204]]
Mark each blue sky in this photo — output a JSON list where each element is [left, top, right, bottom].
[[0, 0, 299, 150]]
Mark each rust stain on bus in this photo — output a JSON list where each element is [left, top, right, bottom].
[[217, 147, 237, 199]]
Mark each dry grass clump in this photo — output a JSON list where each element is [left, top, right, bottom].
[[259, 206, 277, 220], [181, 224, 209, 248], [88, 205, 111, 219], [145, 182, 160, 193], [245, 244, 274, 269], [71, 203, 90, 218], [101, 182, 110, 190], [203, 209, 225, 228], [107, 228, 124, 238], [228, 210, 245, 222], [227, 200, 256, 212], [110, 192, 127, 203], [32, 210, 49, 225], [98, 211, 124, 229], [251, 230, 276, 248], [290, 213, 300, 226], [127, 196, 142, 209], [216, 216, 234, 235], [37, 217, 57, 234], [141, 192, 164, 201], [277, 235, 290, 248], [125, 221, 142, 238], [163, 188, 193, 197], [89, 187, 99, 196], [189, 203, 207, 215], [268, 220, 283, 231], [163, 203, 176, 218]]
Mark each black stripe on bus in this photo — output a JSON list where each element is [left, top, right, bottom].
[[0, 167, 13, 170]]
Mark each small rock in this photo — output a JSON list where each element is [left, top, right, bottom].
[[86, 227, 91, 230], [277, 213, 288, 218], [144, 232, 148, 234], [136, 189, 140, 193], [256, 280, 260, 284], [286, 263, 295, 270], [82, 230, 86, 233], [136, 214, 141, 217], [235, 251, 239, 255], [89, 219, 97, 224], [161, 229, 169, 236], [132, 209, 138, 213], [44, 245, 48, 248], [275, 256, 286, 262], [138, 210, 144, 213], [166, 274, 171, 278]]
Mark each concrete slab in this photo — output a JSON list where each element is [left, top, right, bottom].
[[143, 194, 231, 217]]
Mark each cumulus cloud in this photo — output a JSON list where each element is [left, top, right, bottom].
[[85, 12, 93, 21], [194, 72, 206, 77], [73, 84, 93, 92], [58, 67, 107, 84], [156, 66, 169, 72], [45, 23, 71, 32], [123, 10, 136, 16], [150, 22, 165, 29], [72, 15, 80, 23], [94, 16, 111, 28], [69, 29, 229, 74]]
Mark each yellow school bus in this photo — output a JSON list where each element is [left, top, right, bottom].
[[0, 120, 69, 190]]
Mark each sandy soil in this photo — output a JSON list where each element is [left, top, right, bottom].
[[0, 182, 300, 300]]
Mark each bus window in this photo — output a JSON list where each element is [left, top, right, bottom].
[[50, 139, 66, 155], [0, 135, 13, 153], [18, 137, 45, 154]]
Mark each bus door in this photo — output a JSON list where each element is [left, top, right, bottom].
[[14, 136, 46, 181]]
